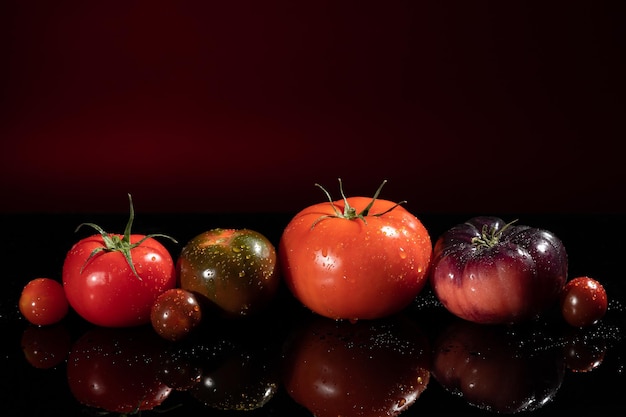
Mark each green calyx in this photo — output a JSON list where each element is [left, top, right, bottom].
[[311, 178, 406, 228], [76, 194, 177, 280], [471, 219, 518, 249]]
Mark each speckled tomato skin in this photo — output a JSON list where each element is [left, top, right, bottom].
[[430, 216, 568, 324], [177, 229, 279, 317]]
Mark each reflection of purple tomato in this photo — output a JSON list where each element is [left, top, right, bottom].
[[282, 315, 431, 417], [66, 327, 171, 413], [432, 319, 565, 413], [430, 216, 568, 324]]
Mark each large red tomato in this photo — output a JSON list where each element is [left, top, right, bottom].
[[279, 180, 432, 320], [63, 195, 177, 327]]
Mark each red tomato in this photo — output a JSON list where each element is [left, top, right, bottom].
[[279, 180, 432, 320], [62, 195, 176, 327], [560, 276, 608, 327], [19, 278, 68, 326]]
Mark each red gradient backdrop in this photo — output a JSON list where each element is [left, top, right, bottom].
[[1, 1, 624, 213]]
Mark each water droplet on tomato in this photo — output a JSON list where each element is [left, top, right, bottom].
[[398, 248, 407, 259]]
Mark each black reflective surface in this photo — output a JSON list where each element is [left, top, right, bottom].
[[2, 213, 624, 416]]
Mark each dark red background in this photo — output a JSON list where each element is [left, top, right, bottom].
[[2, 1, 624, 214]]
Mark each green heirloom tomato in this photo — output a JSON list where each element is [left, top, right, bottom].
[[177, 229, 279, 318]]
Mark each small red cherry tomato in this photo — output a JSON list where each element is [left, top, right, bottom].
[[560, 276, 608, 327], [19, 278, 69, 326], [151, 288, 202, 341]]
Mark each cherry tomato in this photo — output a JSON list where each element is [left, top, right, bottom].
[[151, 288, 202, 341], [62, 195, 177, 327], [67, 326, 172, 413], [429, 216, 568, 324], [19, 278, 68, 326], [282, 315, 431, 417], [178, 228, 279, 317], [560, 276, 608, 327], [279, 180, 432, 320]]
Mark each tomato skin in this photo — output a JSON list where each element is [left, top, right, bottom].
[[430, 216, 568, 324], [150, 288, 202, 341], [63, 234, 176, 327], [560, 276, 608, 327], [279, 197, 432, 320], [177, 229, 279, 317], [19, 278, 68, 326]]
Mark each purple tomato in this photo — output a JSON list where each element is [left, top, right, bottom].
[[429, 216, 568, 324]]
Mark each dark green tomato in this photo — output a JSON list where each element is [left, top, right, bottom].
[[177, 229, 280, 318]]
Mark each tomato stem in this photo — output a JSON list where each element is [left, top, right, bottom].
[[471, 219, 518, 249], [75, 194, 177, 280], [311, 179, 406, 228]]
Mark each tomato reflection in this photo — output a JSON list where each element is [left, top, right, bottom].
[[432, 318, 565, 414], [282, 314, 431, 417], [187, 318, 282, 411], [21, 323, 71, 369], [66, 326, 172, 414]]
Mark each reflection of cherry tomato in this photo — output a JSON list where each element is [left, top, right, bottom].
[[178, 228, 279, 317], [563, 334, 606, 372], [19, 278, 68, 326], [21, 324, 71, 369], [283, 315, 431, 417], [561, 276, 608, 327], [432, 319, 565, 413], [67, 326, 172, 413], [151, 288, 202, 341], [279, 180, 432, 320]]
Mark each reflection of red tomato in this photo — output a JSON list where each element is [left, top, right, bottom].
[[279, 180, 432, 320], [432, 319, 565, 413], [282, 315, 431, 417], [66, 326, 172, 413]]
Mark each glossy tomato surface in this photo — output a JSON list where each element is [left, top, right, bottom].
[[429, 216, 568, 324], [560, 276, 608, 327], [283, 315, 431, 417], [279, 189, 432, 320], [63, 234, 176, 327], [150, 288, 202, 341], [19, 278, 69, 326], [178, 228, 279, 317]]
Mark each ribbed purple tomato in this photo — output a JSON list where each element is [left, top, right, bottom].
[[429, 216, 568, 324]]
